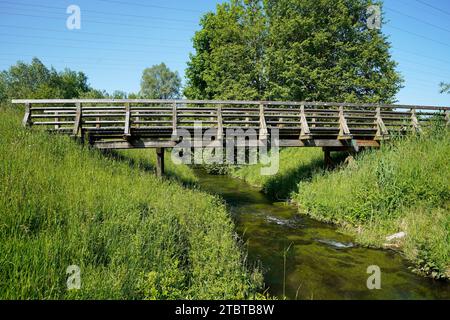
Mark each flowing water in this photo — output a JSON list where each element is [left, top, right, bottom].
[[195, 169, 450, 300]]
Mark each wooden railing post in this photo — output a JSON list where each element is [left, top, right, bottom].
[[156, 148, 165, 177], [171, 102, 178, 141], [375, 107, 389, 140], [338, 106, 352, 140], [22, 102, 31, 127], [217, 105, 223, 142], [259, 103, 268, 141], [300, 104, 311, 140], [72, 102, 82, 137], [411, 108, 421, 133], [124, 102, 131, 138]]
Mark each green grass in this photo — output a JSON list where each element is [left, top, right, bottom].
[[0, 105, 262, 299], [294, 126, 450, 279], [231, 148, 340, 200]]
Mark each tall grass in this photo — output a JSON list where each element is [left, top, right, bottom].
[[0, 105, 262, 299], [231, 148, 327, 200], [295, 125, 450, 279]]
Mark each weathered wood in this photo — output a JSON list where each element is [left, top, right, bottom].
[[445, 110, 450, 127], [156, 148, 165, 177], [171, 103, 178, 141], [124, 103, 131, 138], [217, 105, 223, 141], [411, 108, 422, 133], [22, 103, 31, 127], [338, 106, 352, 140], [375, 107, 389, 140], [72, 103, 82, 137], [300, 105, 312, 140], [14, 99, 450, 152], [323, 148, 333, 168], [259, 103, 268, 141]]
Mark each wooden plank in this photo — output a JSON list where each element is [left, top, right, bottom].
[[11, 99, 450, 111], [156, 148, 165, 177], [72, 102, 82, 137], [171, 103, 178, 141], [375, 107, 389, 140], [124, 103, 131, 137], [411, 108, 422, 133], [259, 103, 268, 141], [300, 105, 312, 140], [338, 106, 352, 140], [22, 103, 31, 127], [217, 105, 223, 141]]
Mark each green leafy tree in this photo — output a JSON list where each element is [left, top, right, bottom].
[[0, 58, 91, 101], [185, 0, 266, 100], [185, 0, 403, 103], [140, 63, 181, 99]]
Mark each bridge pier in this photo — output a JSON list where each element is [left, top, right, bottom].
[[323, 148, 333, 169], [156, 148, 165, 177]]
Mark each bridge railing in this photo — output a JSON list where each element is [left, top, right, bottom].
[[12, 99, 450, 149]]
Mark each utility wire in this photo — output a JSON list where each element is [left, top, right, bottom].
[[94, 0, 204, 14], [385, 5, 450, 34], [0, 24, 190, 43], [0, 32, 186, 50], [386, 24, 450, 48], [415, 0, 450, 17], [0, 1, 198, 24], [0, 11, 197, 33]]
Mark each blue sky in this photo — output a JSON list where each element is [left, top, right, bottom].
[[0, 0, 449, 106]]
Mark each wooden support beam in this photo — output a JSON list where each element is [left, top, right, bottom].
[[124, 102, 131, 138], [259, 103, 268, 141], [156, 148, 165, 177], [323, 148, 333, 169], [338, 106, 352, 140], [411, 108, 422, 133], [300, 104, 312, 140], [375, 107, 389, 140], [217, 105, 223, 141], [171, 103, 178, 141], [72, 102, 82, 137], [22, 103, 31, 127]]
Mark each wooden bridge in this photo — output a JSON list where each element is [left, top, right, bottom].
[[12, 99, 450, 176]]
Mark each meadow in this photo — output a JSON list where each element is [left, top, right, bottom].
[[0, 105, 262, 299], [232, 123, 450, 279]]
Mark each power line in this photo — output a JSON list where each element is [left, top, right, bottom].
[[0, 1, 198, 24], [0, 40, 189, 55], [415, 0, 450, 17], [0, 52, 187, 65], [385, 5, 450, 34], [94, 0, 204, 14], [386, 24, 450, 48], [0, 32, 187, 50], [0, 11, 197, 33], [0, 24, 190, 43], [392, 47, 450, 65]]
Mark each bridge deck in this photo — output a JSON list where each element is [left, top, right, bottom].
[[13, 99, 449, 148], [12, 99, 450, 175]]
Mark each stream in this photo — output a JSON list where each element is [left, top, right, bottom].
[[195, 169, 450, 300]]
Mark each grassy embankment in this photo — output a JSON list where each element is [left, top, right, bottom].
[[232, 124, 450, 279], [0, 105, 262, 299]]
